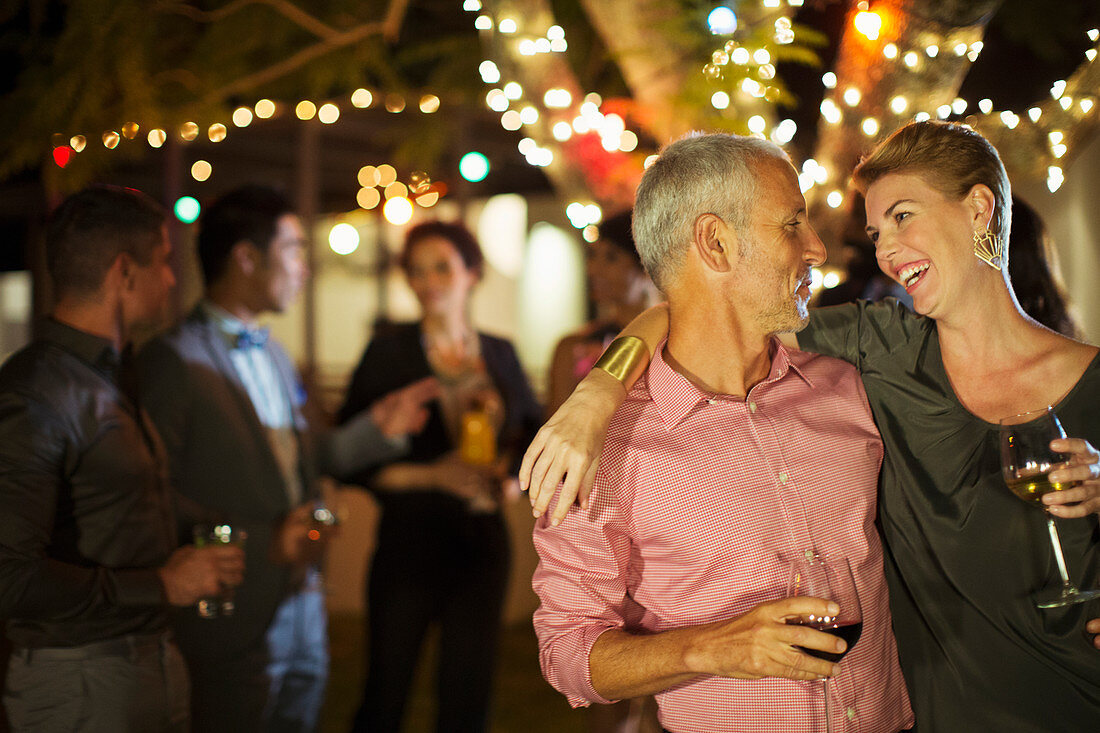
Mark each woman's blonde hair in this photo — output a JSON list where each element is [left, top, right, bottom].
[[853, 120, 1012, 239]]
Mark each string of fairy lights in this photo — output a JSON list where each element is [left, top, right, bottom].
[[811, 2, 1099, 205], [47, 1, 1100, 237], [49, 88, 450, 227]]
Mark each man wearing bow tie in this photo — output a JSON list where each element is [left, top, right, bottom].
[[138, 186, 436, 732]]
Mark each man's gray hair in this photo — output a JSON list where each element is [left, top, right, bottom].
[[632, 132, 789, 290]]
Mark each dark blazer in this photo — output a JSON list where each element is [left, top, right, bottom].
[[138, 306, 401, 660]]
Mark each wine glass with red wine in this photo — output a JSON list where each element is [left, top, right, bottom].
[[787, 552, 862, 733]]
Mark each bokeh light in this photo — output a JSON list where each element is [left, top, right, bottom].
[[174, 196, 201, 224], [459, 152, 490, 182]]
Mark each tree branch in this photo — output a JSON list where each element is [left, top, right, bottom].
[[198, 20, 386, 106], [154, 0, 340, 39]]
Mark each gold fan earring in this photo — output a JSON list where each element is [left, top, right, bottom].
[[972, 229, 1003, 270]]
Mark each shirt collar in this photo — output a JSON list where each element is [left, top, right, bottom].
[[646, 336, 814, 429], [38, 317, 121, 374], [200, 300, 263, 350]]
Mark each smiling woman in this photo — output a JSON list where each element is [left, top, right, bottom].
[[518, 122, 1100, 732]]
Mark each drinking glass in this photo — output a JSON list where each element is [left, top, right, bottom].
[[787, 553, 862, 733], [192, 524, 247, 618], [999, 406, 1100, 608]]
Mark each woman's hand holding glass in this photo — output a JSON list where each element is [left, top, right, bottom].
[[1043, 437, 1100, 518], [999, 407, 1100, 608]]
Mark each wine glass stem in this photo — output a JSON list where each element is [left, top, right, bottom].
[[1046, 515, 1076, 591], [823, 678, 832, 733]]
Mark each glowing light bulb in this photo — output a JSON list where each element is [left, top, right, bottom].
[[822, 72, 837, 89], [843, 87, 861, 107], [232, 107, 254, 127], [708, 7, 738, 35], [890, 96, 909, 114], [383, 197, 414, 225], [191, 160, 212, 182], [772, 119, 797, 144], [711, 91, 731, 109], [357, 187, 381, 210], [174, 196, 200, 224], [1047, 166, 1064, 193], [351, 89, 373, 108], [854, 11, 881, 41], [479, 61, 500, 84], [329, 223, 360, 255], [459, 152, 490, 182], [295, 101, 316, 120], [419, 95, 440, 114]]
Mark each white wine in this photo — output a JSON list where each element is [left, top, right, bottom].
[[1005, 469, 1070, 506]]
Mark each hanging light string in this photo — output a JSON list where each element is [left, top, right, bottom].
[[812, 1, 1098, 210], [701, 0, 812, 147], [473, 0, 646, 234]]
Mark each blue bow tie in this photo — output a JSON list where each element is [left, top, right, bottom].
[[235, 327, 269, 350]]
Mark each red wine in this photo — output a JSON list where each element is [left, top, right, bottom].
[[790, 621, 862, 662]]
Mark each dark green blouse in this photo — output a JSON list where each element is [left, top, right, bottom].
[[801, 299, 1100, 732]]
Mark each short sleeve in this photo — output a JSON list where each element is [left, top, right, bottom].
[[800, 299, 925, 370]]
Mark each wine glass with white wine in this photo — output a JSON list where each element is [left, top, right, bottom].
[[999, 406, 1100, 608]]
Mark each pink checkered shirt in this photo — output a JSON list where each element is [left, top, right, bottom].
[[532, 339, 913, 733]]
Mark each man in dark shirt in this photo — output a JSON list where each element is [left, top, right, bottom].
[[0, 186, 245, 732]]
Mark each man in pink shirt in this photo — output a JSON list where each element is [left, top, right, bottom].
[[532, 134, 913, 733]]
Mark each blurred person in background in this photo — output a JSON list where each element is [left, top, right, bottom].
[[547, 210, 656, 414], [338, 220, 541, 733], [1008, 196, 1079, 338], [0, 186, 242, 733], [139, 186, 434, 732]]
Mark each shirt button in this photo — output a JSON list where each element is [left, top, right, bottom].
[[804, 549, 815, 560], [778, 472, 788, 483], [847, 707, 857, 721], [748, 401, 757, 413]]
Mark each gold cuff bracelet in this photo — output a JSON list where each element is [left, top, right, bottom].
[[593, 336, 650, 386]]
